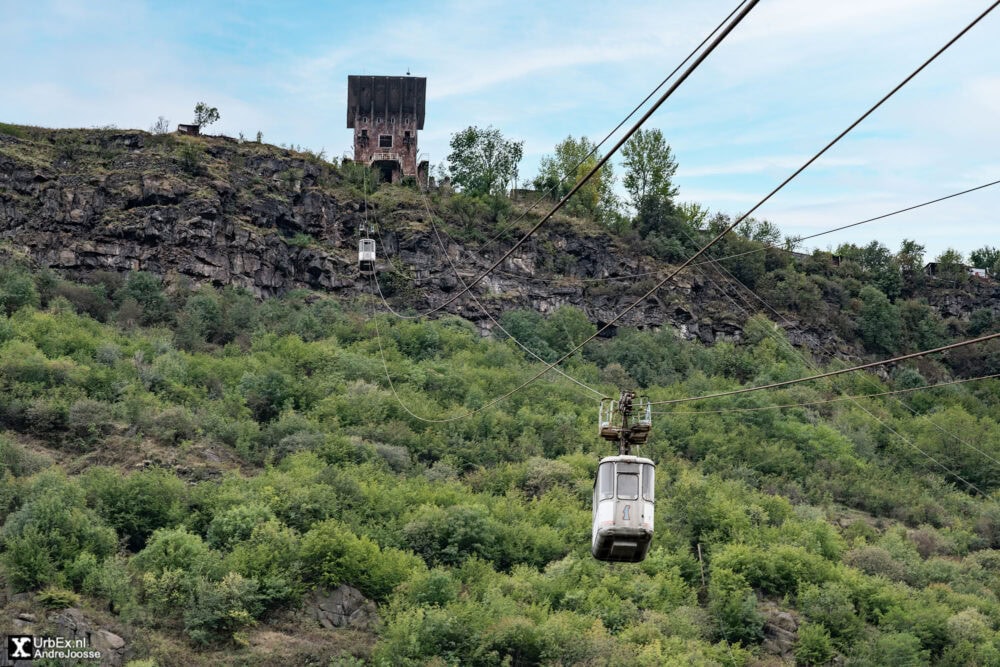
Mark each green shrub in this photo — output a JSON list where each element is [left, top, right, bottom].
[[0, 436, 52, 477], [132, 527, 221, 579], [0, 266, 40, 315], [150, 406, 197, 444], [183, 572, 263, 645], [798, 581, 862, 642], [37, 585, 81, 609], [67, 398, 115, 444], [207, 502, 277, 550], [177, 143, 205, 175], [795, 622, 835, 665], [707, 568, 764, 645], [120, 272, 171, 325], [1, 473, 116, 590], [83, 468, 186, 551], [863, 631, 930, 666], [301, 519, 423, 601], [224, 519, 303, 605]]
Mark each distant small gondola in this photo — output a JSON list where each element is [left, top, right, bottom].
[[358, 238, 376, 275]]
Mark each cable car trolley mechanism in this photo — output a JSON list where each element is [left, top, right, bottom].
[[592, 391, 655, 563]]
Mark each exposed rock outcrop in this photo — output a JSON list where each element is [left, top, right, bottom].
[[1, 127, 997, 363], [761, 600, 799, 659], [303, 585, 379, 631]]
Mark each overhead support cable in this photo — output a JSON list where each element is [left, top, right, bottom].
[[460, 2, 999, 415], [419, 195, 606, 400], [473, 0, 753, 254], [494, 177, 1000, 284], [652, 373, 1000, 415], [682, 218, 1000, 480], [648, 333, 1000, 406], [399, 0, 761, 318]]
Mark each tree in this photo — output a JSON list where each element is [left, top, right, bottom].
[[897, 239, 925, 274], [0, 266, 40, 315], [970, 245, 1000, 276], [534, 135, 620, 223], [150, 116, 170, 134], [621, 128, 678, 212], [837, 241, 901, 298], [634, 196, 692, 249], [859, 286, 902, 354], [934, 248, 967, 283], [193, 102, 220, 128], [446, 125, 523, 197]]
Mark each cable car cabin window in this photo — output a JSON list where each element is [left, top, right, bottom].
[[379, 135, 393, 148], [598, 462, 614, 500], [642, 464, 654, 502], [617, 473, 639, 500]]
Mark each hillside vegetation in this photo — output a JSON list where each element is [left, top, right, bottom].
[[1, 254, 1000, 665], [2, 123, 1000, 665]]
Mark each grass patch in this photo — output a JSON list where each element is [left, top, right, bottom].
[[0, 122, 27, 139]]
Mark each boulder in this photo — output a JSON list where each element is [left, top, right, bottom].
[[304, 585, 379, 631], [760, 601, 799, 658], [50, 607, 126, 667]]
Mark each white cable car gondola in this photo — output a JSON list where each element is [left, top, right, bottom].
[[593, 391, 655, 562], [592, 454, 655, 562], [358, 238, 376, 275]]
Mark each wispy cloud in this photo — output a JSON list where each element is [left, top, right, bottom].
[[2, 0, 998, 259]]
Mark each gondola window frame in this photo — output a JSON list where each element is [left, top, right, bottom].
[[617, 472, 639, 500], [598, 461, 614, 500], [642, 464, 655, 502]]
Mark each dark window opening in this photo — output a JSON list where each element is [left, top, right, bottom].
[[379, 135, 393, 148]]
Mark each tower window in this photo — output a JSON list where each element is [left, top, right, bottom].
[[379, 135, 393, 148]]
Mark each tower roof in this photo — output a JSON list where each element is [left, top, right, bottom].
[[347, 75, 426, 129]]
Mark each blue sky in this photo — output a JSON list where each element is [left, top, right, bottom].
[[2, 0, 998, 261]]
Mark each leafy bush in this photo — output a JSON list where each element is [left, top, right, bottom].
[[0, 436, 51, 477], [207, 502, 277, 550], [177, 143, 205, 175], [37, 585, 81, 609], [795, 622, 835, 665], [301, 519, 423, 601], [707, 568, 764, 645], [67, 398, 115, 445], [132, 528, 221, 579], [0, 266, 40, 315], [183, 572, 263, 645], [83, 467, 186, 551], [1, 473, 117, 590]]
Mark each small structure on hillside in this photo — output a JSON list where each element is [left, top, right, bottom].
[[176, 124, 200, 136], [924, 262, 991, 280], [347, 75, 428, 185]]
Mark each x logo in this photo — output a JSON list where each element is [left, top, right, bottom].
[[9, 636, 32, 658]]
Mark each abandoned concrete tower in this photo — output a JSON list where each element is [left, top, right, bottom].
[[347, 75, 428, 185]]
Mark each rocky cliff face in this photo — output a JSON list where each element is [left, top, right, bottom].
[[1, 126, 996, 361]]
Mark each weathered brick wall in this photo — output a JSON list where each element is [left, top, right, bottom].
[[353, 118, 419, 181]]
